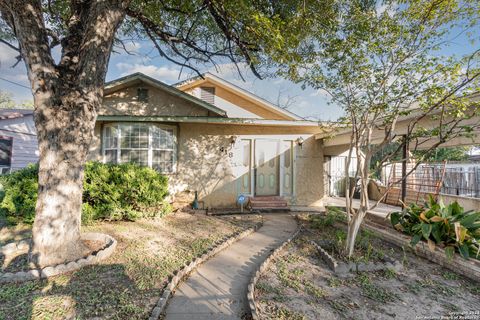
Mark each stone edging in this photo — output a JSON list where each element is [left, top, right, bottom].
[[246, 224, 302, 320], [363, 221, 480, 283], [311, 240, 402, 275], [0, 233, 117, 283], [149, 220, 264, 320]]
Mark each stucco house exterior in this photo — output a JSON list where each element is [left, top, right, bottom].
[[88, 72, 333, 209], [2, 73, 355, 209]]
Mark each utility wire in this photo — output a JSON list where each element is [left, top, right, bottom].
[[0, 77, 30, 89]]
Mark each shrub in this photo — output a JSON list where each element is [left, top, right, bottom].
[[0, 164, 38, 224], [82, 162, 170, 223], [390, 196, 480, 260], [0, 162, 170, 225]]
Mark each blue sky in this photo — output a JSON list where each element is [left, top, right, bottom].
[[0, 39, 341, 121], [0, 16, 477, 121]]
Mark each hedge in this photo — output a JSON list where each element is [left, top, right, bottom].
[[0, 162, 171, 225]]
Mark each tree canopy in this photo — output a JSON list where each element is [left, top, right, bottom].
[[0, 0, 338, 267], [0, 0, 336, 79], [273, 0, 480, 256]]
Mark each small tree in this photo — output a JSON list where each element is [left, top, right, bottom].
[[0, 0, 334, 266], [280, 0, 480, 256], [0, 90, 15, 109]]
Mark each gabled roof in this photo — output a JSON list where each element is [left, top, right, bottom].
[[104, 73, 227, 117], [174, 73, 304, 121]]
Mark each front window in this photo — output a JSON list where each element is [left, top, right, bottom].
[[103, 123, 176, 173]]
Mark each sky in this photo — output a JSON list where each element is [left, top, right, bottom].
[[0, 39, 342, 121], [0, 12, 478, 122]]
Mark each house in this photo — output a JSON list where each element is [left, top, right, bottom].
[[0, 108, 38, 174], [87, 72, 343, 209], [2, 73, 353, 209]]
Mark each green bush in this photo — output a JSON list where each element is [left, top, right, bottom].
[[0, 164, 38, 224], [82, 162, 170, 223], [0, 162, 170, 225], [390, 196, 480, 260]]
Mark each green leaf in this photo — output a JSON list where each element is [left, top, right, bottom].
[[449, 201, 463, 216], [410, 234, 422, 247], [459, 213, 480, 229], [390, 212, 401, 227], [458, 244, 470, 259], [431, 224, 443, 243], [445, 246, 455, 260], [421, 223, 432, 240]]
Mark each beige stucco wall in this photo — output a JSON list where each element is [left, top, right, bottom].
[[89, 122, 325, 208], [100, 83, 211, 117]]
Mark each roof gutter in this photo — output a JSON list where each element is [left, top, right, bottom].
[[97, 115, 321, 127]]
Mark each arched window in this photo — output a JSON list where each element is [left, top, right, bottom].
[[103, 123, 176, 173]]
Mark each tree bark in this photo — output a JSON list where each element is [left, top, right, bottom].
[[31, 98, 97, 266], [345, 127, 371, 257], [1, 0, 128, 266]]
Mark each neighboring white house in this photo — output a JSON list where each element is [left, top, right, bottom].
[[0, 109, 38, 173]]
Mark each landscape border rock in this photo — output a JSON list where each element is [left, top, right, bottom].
[[311, 240, 403, 276], [0, 232, 116, 283], [362, 221, 480, 283], [149, 219, 264, 320], [246, 223, 301, 320]]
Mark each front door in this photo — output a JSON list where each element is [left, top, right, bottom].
[[255, 140, 279, 196]]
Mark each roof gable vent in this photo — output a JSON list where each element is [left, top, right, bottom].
[[200, 87, 215, 105]]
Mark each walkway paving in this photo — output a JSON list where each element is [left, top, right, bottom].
[[164, 213, 297, 320]]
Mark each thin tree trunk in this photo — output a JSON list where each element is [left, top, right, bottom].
[[346, 129, 371, 257]]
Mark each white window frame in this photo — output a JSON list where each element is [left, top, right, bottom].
[[102, 122, 177, 174]]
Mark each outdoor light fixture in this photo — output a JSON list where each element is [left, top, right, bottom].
[[230, 135, 237, 146], [296, 137, 304, 148]]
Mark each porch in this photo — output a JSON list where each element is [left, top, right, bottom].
[[323, 196, 401, 220]]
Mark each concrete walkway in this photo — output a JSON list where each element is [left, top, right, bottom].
[[164, 214, 297, 320]]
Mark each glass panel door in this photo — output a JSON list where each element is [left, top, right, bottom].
[[281, 140, 294, 195], [255, 140, 279, 196]]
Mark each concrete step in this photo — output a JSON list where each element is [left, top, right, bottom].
[[251, 207, 291, 212], [250, 195, 284, 201], [248, 196, 289, 210], [250, 201, 288, 208]]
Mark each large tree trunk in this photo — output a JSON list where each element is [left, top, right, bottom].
[[31, 97, 97, 267], [0, 0, 129, 267]]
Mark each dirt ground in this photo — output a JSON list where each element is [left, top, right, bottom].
[[0, 211, 261, 320], [255, 214, 480, 320]]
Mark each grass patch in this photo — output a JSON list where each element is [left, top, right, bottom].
[[274, 307, 307, 320], [357, 274, 398, 303], [383, 268, 397, 279], [442, 271, 460, 281], [256, 281, 283, 295], [0, 212, 261, 319]]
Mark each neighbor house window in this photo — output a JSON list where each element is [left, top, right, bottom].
[[0, 136, 12, 174], [137, 88, 149, 102], [103, 123, 176, 173]]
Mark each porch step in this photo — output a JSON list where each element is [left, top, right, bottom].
[[248, 196, 289, 211]]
